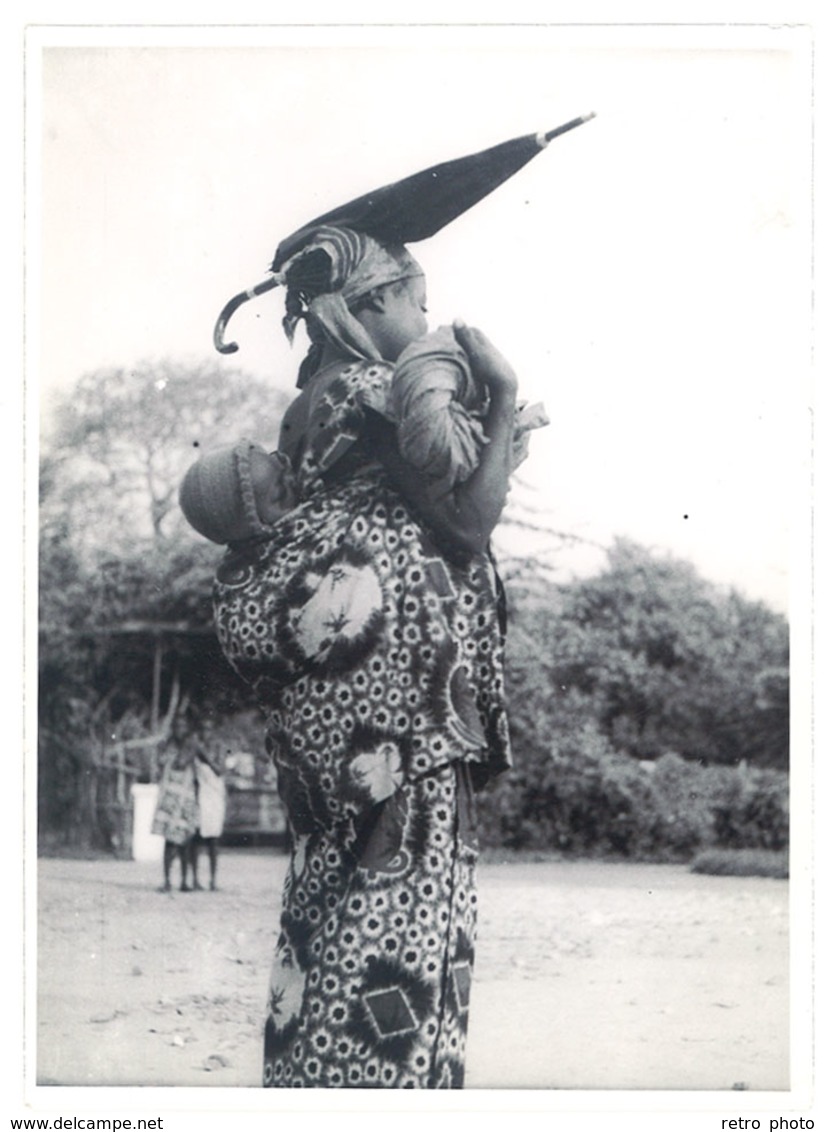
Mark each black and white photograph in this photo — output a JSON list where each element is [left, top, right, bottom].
[[16, 9, 817, 1130]]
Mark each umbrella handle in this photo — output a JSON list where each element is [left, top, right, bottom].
[[213, 274, 281, 354]]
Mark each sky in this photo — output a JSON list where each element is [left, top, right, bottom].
[[29, 22, 814, 614]]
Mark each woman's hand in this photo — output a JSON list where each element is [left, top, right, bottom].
[[452, 320, 518, 398]]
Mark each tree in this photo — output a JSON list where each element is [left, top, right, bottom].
[[477, 542, 790, 856], [42, 358, 290, 557], [502, 539, 789, 770], [38, 358, 286, 846]]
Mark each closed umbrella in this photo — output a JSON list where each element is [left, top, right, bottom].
[[215, 113, 595, 354]]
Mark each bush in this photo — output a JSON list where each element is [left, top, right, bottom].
[[477, 745, 789, 862], [647, 750, 714, 855], [478, 720, 668, 858], [706, 763, 789, 850], [690, 848, 789, 878]]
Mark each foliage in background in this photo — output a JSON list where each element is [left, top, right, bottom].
[[41, 359, 289, 556], [38, 360, 287, 846], [478, 543, 790, 859], [502, 540, 789, 770], [38, 363, 790, 855], [689, 847, 789, 879], [477, 748, 789, 861]]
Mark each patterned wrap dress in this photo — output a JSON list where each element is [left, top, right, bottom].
[[212, 356, 512, 1088]]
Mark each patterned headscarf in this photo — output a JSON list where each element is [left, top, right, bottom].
[[281, 226, 423, 385]]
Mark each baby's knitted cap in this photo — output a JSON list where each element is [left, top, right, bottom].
[[179, 440, 269, 545]]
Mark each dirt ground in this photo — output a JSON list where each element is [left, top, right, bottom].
[[34, 850, 790, 1092]]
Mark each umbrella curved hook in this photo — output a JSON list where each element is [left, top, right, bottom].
[[213, 274, 282, 355]]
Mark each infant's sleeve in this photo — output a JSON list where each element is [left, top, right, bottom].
[[388, 326, 488, 487]]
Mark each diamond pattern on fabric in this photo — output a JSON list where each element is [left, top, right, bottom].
[[210, 359, 514, 1088], [453, 961, 472, 1012], [363, 986, 419, 1037]]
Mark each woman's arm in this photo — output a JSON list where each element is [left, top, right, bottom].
[[374, 322, 519, 557]]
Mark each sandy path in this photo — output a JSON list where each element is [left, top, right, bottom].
[[34, 852, 789, 1091]]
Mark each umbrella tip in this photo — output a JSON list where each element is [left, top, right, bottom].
[[540, 112, 598, 146]]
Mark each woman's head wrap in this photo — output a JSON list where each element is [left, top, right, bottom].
[[179, 439, 286, 545], [280, 226, 423, 384]]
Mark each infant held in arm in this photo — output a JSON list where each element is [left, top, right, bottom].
[[387, 325, 548, 486], [179, 327, 548, 548]]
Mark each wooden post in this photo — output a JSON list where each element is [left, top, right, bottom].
[[150, 634, 163, 734]]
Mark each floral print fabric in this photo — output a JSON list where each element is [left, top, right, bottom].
[[262, 763, 480, 1087], [211, 358, 511, 1087], [150, 761, 198, 845]]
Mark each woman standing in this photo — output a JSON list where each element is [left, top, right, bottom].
[[194, 118, 592, 1088]]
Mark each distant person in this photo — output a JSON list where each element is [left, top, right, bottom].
[[151, 719, 199, 893], [152, 767, 199, 894], [159, 834, 196, 893], [192, 746, 227, 891]]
